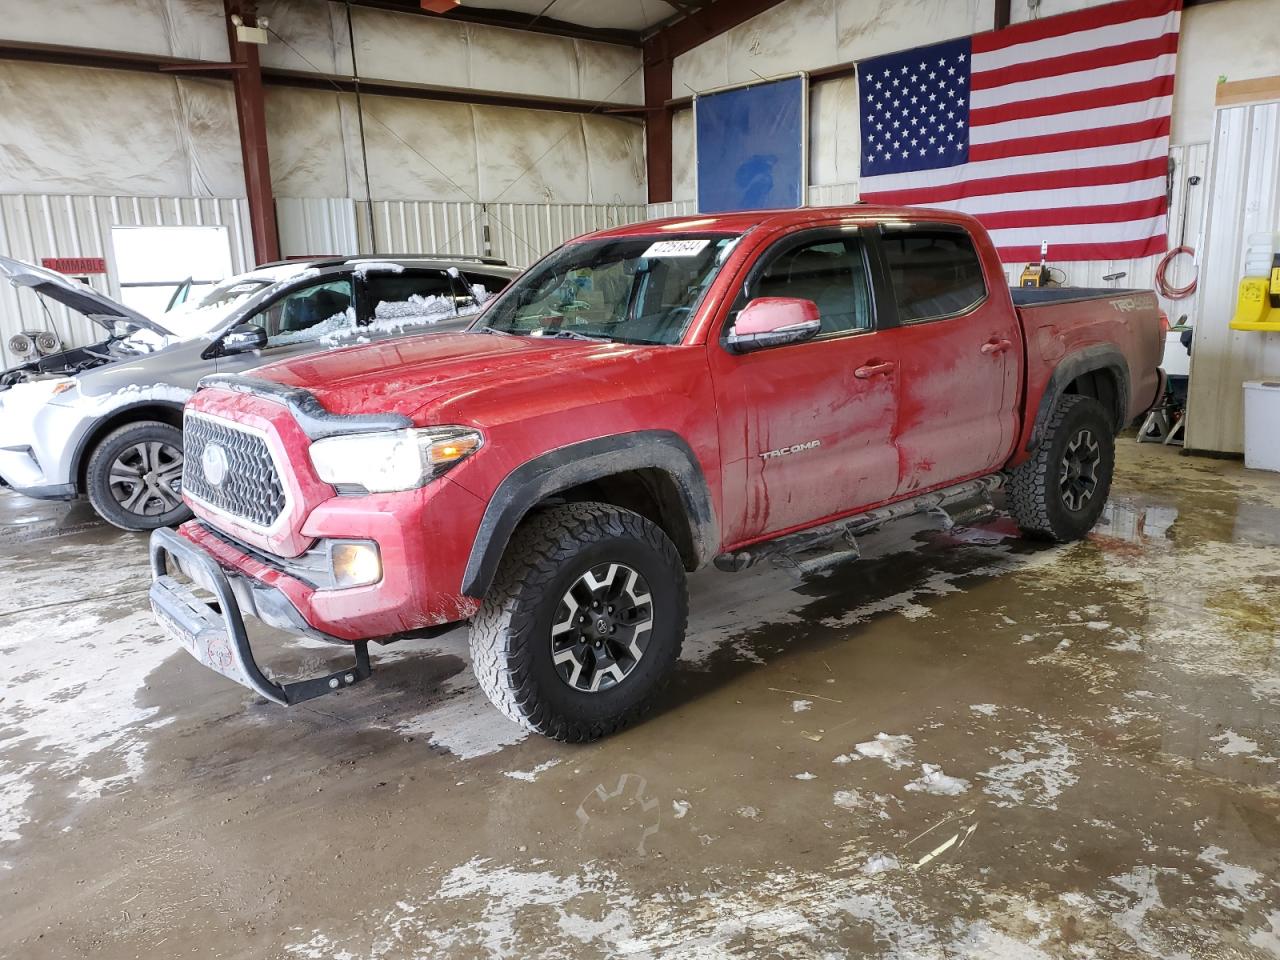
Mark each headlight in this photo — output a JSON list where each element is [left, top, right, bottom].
[[308, 426, 482, 493]]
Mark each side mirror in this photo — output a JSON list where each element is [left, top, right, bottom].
[[219, 323, 267, 355], [726, 297, 821, 353]]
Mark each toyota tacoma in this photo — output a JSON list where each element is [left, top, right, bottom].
[[148, 207, 1165, 740]]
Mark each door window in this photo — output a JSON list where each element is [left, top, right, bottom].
[[258, 279, 354, 346], [880, 225, 986, 323], [750, 236, 873, 336], [366, 270, 510, 323]]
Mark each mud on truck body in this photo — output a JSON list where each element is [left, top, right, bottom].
[[148, 206, 1165, 741]]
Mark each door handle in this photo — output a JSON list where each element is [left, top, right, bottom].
[[854, 361, 895, 379], [981, 338, 1013, 355]]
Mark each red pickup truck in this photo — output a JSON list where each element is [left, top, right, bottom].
[[149, 207, 1164, 740]]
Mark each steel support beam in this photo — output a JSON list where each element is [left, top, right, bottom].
[[347, 0, 642, 47], [0, 39, 242, 78], [646, 0, 794, 62], [262, 67, 643, 115], [994, 0, 1012, 30], [642, 36, 674, 204], [640, 0, 794, 203], [224, 1, 279, 265]]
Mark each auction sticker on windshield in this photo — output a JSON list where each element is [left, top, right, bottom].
[[642, 239, 711, 258]]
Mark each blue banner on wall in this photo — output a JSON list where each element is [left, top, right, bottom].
[[695, 76, 806, 213]]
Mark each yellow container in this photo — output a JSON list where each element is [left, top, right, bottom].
[[1229, 277, 1279, 331]]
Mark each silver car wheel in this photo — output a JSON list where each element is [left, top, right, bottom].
[[550, 562, 654, 693], [1058, 428, 1101, 512], [109, 441, 185, 516]]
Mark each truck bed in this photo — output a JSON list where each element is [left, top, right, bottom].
[[1010, 286, 1165, 456]]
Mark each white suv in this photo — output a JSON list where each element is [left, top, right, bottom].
[[0, 255, 518, 530]]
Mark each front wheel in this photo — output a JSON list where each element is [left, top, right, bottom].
[[470, 502, 688, 742], [85, 420, 192, 532], [1007, 394, 1114, 542]]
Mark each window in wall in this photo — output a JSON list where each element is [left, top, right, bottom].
[[880, 225, 986, 323], [752, 236, 873, 335], [110, 225, 234, 319]]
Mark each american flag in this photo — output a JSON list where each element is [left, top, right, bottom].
[[858, 0, 1181, 263]]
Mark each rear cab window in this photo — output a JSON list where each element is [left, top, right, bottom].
[[880, 224, 987, 323]]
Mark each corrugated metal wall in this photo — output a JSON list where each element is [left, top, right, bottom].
[[363, 201, 488, 261], [807, 182, 860, 206], [484, 202, 648, 267], [276, 198, 650, 268], [0, 194, 253, 369], [275, 197, 359, 259], [1186, 99, 1280, 454]]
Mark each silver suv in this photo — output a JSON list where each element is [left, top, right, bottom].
[[0, 254, 518, 530]]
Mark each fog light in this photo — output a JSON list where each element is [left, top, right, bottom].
[[330, 541, 382, 588]]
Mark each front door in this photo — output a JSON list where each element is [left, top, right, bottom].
[[709, 228, 901, 542], [216, 277, 356, 374], [874, 223, 1020, 495]]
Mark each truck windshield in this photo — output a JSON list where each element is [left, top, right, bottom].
[[479, 234, 740, 345]]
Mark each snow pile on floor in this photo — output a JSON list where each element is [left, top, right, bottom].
[[904, 763, 971, 796], [862, 853, 900, 875], [852, 733, 916, 769]]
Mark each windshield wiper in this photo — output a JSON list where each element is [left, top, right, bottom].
[[537, 329, 614, 342], [477, 325, 520, 336]]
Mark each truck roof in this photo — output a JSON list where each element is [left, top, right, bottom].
[[581, 205, 982, 242]]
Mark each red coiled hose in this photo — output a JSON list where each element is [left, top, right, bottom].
[[1156, 245, 1197, 299]]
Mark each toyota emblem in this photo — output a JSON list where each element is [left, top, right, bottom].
[[202, 443, 229, 487]]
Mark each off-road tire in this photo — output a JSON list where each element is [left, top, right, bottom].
[[1007, 394, 1114, 542], [470, 502, 688, 742], [86, 420, 192, 532]]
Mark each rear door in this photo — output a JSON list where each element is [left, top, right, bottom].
[[708, 226, 900, 542], [874, 222, 1019, 495]]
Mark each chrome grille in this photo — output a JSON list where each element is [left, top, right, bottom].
[[184, 415, 286, 528]]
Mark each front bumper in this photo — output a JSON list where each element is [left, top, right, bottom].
[[0, 389, 89, 497], [149, 527, 371, 705]]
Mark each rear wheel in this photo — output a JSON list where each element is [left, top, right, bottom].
[[470, 502, 687, 742], [1007, 394, 1114, 542], [86, 420, 191, 532]]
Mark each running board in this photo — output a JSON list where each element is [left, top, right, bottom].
[[713, 475, 1004, 576]]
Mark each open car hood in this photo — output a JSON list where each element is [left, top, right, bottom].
[[0, 255, 172, 337]]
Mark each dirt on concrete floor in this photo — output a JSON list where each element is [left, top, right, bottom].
[[1, 441, 1278, 959]]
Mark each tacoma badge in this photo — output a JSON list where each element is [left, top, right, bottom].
[[760, 439, 821, 461]]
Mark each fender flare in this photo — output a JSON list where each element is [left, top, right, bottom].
[[461, 430, 720, 599], [1027, 345, 1130, 452], [69, 399, 188, 491]]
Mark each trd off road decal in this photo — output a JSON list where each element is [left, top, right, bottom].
[[759, 439, 821, 461]]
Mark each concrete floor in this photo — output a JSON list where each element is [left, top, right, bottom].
[[1, 441, 1278, 959]]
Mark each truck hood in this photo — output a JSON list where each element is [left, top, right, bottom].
[[0, 255, 172, 337], [258, 331, 648, 419]]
